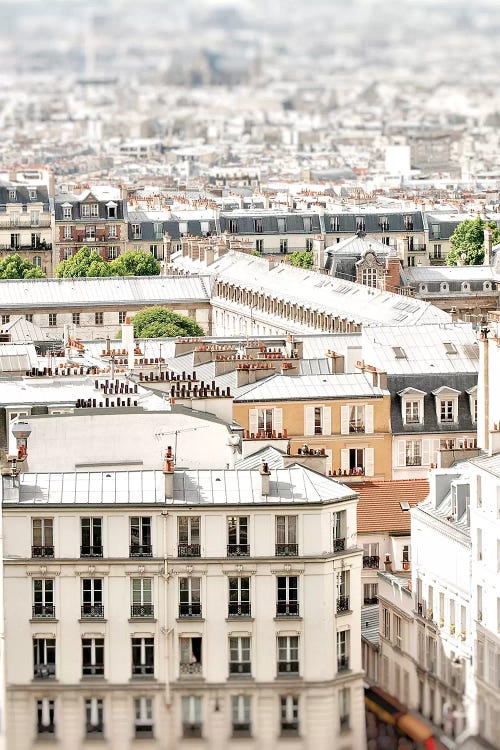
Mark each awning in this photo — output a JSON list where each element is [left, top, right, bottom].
[[397, 713, 433, 742]]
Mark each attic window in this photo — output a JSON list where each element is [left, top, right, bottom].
[[444, 342, 457, 355], [392, 346, 407, 359], [277, 217, 287, 233], [8, 189, 16, 200], [400, 502, 410, 511]]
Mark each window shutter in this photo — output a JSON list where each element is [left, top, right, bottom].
[[398, 440, 406, 467], [340, 449, 349, 473], [249, 409, 258, 436], [432, 439, 441, 466], [322, 407, 331, 436], [422, 439, 430, 466], [365, 447, 375, 477], [273, 408, 283, 435], [340, 405, 349, 435], [304, 406, 315, 437], [365, 405, 374, 434]]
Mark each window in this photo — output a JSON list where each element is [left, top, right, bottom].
[[85, 698, 104, 736], [306, 237, 313, 251], [131, 637, 154, 677], [108, 205, 117, 219], [134, 697, 153, 737], [477, 528, 483, 561], [25, 314, 33, 323], [362, 543, 379, 569], [339, 687, 350, 731], [32, 578, 56, 619], [82, 638, 104, 677], [279, 239, 288, 253], [32, 518, 53, 557], [63, 205, 72, 219], [305, 405, 331, 436], [477, 585, 483, 622], [229, 636, 251, 676], [254, 218, 263, 233], [349, 447, 365, 474], [91, 203, 99, 217], [118, 311, 127, 324], [31, 230, 40, 245], [255, 239, 263, 252], [81, 578, 104, 619], [405, 401, 420, 424], [131, 578, 153, 618], [406, 440, 422, 466], [331, 216, 340, 232], [81, 204, 90, 217], [48, 313, 57, 327], [277, 636, 299, 675], [85, 225, 96, 241], [228, 219, 239, 233], [404, 215, 414, 230], [394, 615, 403, 649], [81, 518, 103, 557], [232, 695, 251, 736], [433, 244, 442, 259], [332, 510, 346, 552], [33, 638, 56, 679], [130, 517, 152, 557], [182, 696, 202, 738], [303, 217, 312, 232], [72, 312, 80, 325], [95, 312, 104, 325], [277, 217, 287, 233], [153, 222, 162, 239], [179, 577, 201, 617], [337, 570, 350, 613], [275, 516, 298, 556], [426, 636, 437, 673], [108, 225, 117, 239], [440, 400, 455, 422], [276, 576, 299, 617], [362, 268, 378, 287], [280, 696, 299, 735], [383, 608, 391, 640], [337, 630, 349, 671], [314, 406, 323, 434], [363, 583, 378, 605], [356, 217, 366, 232], [1, 314, 9, 324], [63, 225, 72, 239], [256, 407, 277, 434], [228, 577, 251, 617], [149, 244, 158, 258], [108, 246, 118, 259], [349, 405, 365, 432], [180, 637, 202, 676], [8, 189, 16, 200], [227, 516, 249, 556], [178, 516, 201, 557], [37, 699, 55, 736], [379, 216, 389, 231], [63, 247, 73, 259]]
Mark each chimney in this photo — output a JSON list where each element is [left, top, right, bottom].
[[163, 446, 174, 498], [484, 227, 493, 266], [259, 461, 271, 497], [121, 319, 135, 368], [384, 555, 393, 573], [385, 257, 401, 292], [327, 350, 345, 374]]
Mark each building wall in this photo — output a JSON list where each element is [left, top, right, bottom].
[[391, 432, 477, 479]]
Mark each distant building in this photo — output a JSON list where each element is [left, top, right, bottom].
[[0, 182, 53, 275]]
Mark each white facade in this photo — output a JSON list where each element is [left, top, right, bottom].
[[2, 465, 366, 750]]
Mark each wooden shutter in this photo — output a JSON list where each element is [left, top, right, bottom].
[[432, 439, 441, 466], [340, 405, 349, 435], [398, 440, 406, 467], [341, 449, 349, 473], [304, 406, 315, 437], [365, 405, 374, 434], [365, 447, 375, 477], [422, 439, 430, 466], [273, 408, 283, 435], [322, 407, 331, 436], [249, 409, 258, 436]]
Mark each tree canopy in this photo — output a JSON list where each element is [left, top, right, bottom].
[[288, 250, 314, 269], [0, 254, 46, 279], [132, 306, 204, 338], [55, 247, 161, 278], [446, 216, 500, 266]]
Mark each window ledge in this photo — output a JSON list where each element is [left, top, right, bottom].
[[225, 617, 254, 623], [176, 618, 205, 623], [336, 609, 353, 617], [129, 676, 157, 682], [79, 619, 107, 624], [227, 674, 254, 680], [80, 676, 106, 682], [275, 674, 301, 679], [30, 619, 58, 624], [128, 618, 157, 624], [31, 678, 59, 684], [273, 616, 302, 622]]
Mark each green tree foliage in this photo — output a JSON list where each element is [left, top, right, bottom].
[[446, 217, 500, 266], [288, 250, 314, 269], [55, 247, 161, 278], [132, 306, 204, 338], [0, 254, 46, 279]]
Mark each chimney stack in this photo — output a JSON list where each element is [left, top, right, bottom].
[[259, 461, 271, 497], [484, 227, 493, 266], [121, 319, 135, 369], [163, 446, 175, 498]]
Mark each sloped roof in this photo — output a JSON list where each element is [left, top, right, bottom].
[[356, 479, 429, 533]]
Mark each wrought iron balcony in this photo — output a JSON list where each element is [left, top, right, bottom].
[[80, 545, 103, 558], [131, 604, 154, 618], [179, 662, 202, 676], [37, 723, 55, 735], [275, 543, 298, 557], [229, 662, 251, 675], [276, 601, 299, 617], [34, 664, 56, 679], [81, 604, 104, 619], [130, 544, 152, 557], [178, 543, 201, 558], [32, 604, 55, 619], [31, 545, 54, 558], [405, 457, 422, 466], [232, 722, 252, 737], [85, 723, 104, 737], [281, 722, 299, 736], [277, 661, 299, 675], [227, 543, 250, 557], [183, 724, 202, 738], [228, 602, 251, 617], [338, 656, 350, 672], [82, 663, 104, 677], [131, 663, 154, 677], [333, 538, 346, 553], [178, 603, 202, 618], [337, 596, 350, 613], [363, 555, 380, 569], [349, 423, 365, 433], [364, 597, 378, 605]]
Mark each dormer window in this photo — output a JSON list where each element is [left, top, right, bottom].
[[406, 402, 420, 424], [356, 217, 366, 232], [331, 216, 340, 232], [81, 203, 99, 218], [432, 387, 460, 424], [398, 388, 426, 426], [29, 189, 37, 201], [467, 386, 477, 424], [277, 217, 287, 233], [228, 219, 239, 233], [62, 204, 72, 220], [106, 201, 117, 219], [8, 189, 16, 200], [379, 216, 389, 231], [303, 217, 312, 232], [254, 218, 263, 233], [362, 268, 378, 288], [404, 215, 414, 231], [440, 400, 454, 422]]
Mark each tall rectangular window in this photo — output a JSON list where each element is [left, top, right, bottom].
[[130, 517, 152, 557], [383, 608, 391, 640], [349, 405, 365, 432], [275, 516, 298, 556], [228, 577, 250, 617], [134, 697, 153, 737], [277, 636, 299, 675], [182, 696, 202, 738], [363, 583, 378, 605], [33, 578, 55, 619], [394, 615, 403, 649], [440, 400, 454, 422], [95, 312, 104, 325], [229, 636, 251, 676], [406, 440, 422, 466], [332, 510, 346, 552], [81, 518, 103, 557], [81, 578, 104, 619], [279, 239, 288, 253], [131, 637, 154, 677], [280, 696, 299, 735], [337, 630, 349, 671], [339, 687, 350, 731], [82, 638, 104, 677], [180, 637, 202, 676], [72, 312, 80, 325], [85, 698, 104, 736], [337, 570, 350, 613], [179, 577, 201, 618], [314, 406, 323, 434], [276, 576, 299, 617], [131, 579, 153, 618], [231, 695, 251, 736], [48, 313, 57, 327], [33, 638, 56, 679], [32, 518, 54, 557], [227, 516, 249, 556], [178, 516, 200, 557], [37, 699, 55, 736]]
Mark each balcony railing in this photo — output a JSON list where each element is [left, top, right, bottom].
[[37, 724, 55, 736], [178, 603, 202, 618], [32, 604, 55, 619], [364, 597, 379, 605], [337, 596, 350, 613], [0, 216, 51, 228], [229, 662, 251, 675], [131, 604, 154, 618], [32, 545, 54, 558], [85, 724, 104, 737], [183, 724, 202, 739], [179, 662, 202, 676], [81, 604, 104, 619], [277, 661, 299, 675], [281, 722, 299, 736], [275, 543, 298, 557], [228, 602, 251, 617], [82, 664, 104, 677], [349, 423, 365, 433], [276, 602, 299, 617], [131, 664, 154, 677], [80, 545, 103, 558], [363, 555, 380, 569], [34, 664, 56, 679], [227, 543, 250, 557], [177, 543, 201, 557], [232, 722, 252, 737], [130, 544, 152, 557], [338, 656, 350, 672], [405, 457, 422, 467], [333, 538, 345, 553]]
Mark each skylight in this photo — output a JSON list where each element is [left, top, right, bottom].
[[392, 346, 407, 359], [444, 342, 458, 355]]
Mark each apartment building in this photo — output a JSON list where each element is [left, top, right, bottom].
[[2, 464, 366, 750], [0, 183, 53, 275], [218, 212, 321, 255], [127, 212, 216, 260], [53, 187, 128, 268]]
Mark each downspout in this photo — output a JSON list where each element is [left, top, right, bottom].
[[162, 510, 171, 707]]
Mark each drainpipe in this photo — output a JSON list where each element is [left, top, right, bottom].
[[161, 510, 171, 707]]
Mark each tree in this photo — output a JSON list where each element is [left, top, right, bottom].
[[446, 217, 500, 266], [132, 306, 204, 338], [55, 246, 112, 278], [289, 250, 314, 269], [0, 254, 46, 279], [109, 250, 160, 276]]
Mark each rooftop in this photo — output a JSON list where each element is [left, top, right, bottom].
[[233, 372, 388, 402], [357, 479, 429, 533]]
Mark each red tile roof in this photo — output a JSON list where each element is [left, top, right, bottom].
[[356, 479, 429, 534]]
